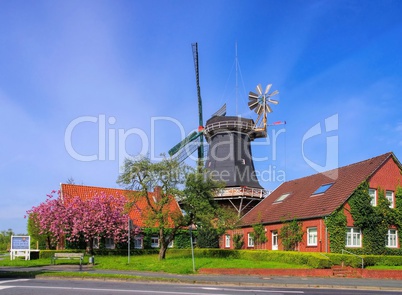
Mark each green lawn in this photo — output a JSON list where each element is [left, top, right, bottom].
[[94, 255, 309, 274], [0, 254, 308, 274]]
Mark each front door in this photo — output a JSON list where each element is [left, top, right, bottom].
[[272, 231, 278, 250]]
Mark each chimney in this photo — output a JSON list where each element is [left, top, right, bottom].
[[153, 186, 162, 202]]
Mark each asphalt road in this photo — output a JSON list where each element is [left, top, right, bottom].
[[1, 279, 402, 295], [2, 264, 402, 293]]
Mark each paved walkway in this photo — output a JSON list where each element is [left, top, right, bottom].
[[1, 264, 402, 291]]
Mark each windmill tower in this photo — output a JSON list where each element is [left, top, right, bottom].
[[202, 84, 279, 216], [168, 43, 281, 216]]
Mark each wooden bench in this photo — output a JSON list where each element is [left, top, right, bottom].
[[51, 253, 84, 270]]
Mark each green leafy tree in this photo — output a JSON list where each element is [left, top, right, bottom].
[[250, 223, 268, 249], [279, 219, 304, 251], [325, 207, 347, 253], [118, 156, 223, 259], [233, 233, 244, 249], [0, 229, 14, 251], [27, 213, 47, 249], [197, 226, 219, 248], [395, 185, 402, 246]]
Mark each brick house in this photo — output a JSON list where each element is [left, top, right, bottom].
[[222, 152, 402, 253], [60, 184, 182, 250]]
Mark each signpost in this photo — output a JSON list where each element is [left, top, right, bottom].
[[10, 236, 31, 260]]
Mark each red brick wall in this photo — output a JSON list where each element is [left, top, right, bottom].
[[370, 157, 402, 190], [223, 218, 328, 252]]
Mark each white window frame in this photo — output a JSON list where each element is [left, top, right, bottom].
[[307, 227, 318, 246], [346, 227, 362, 247], [105, 238, 115, 249], [93, 237, 100, 249], [386, 190, 394, 208], [386, 229, 398, 248], [225, 234, 231, 248], [151, 236, 159, 248], [369, 188, 377, 206], [247, 233, 254, 247], [272, 231, 278, 250], [134, 237, 143, 249]]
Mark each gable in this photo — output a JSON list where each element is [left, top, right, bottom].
[[241, 152, 396, 226], [368, 155, 402, 191]]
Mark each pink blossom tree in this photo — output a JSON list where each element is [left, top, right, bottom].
[[27, 190, 139, 252], [65, 193, 137, 253], [26, 191, 68, 249]]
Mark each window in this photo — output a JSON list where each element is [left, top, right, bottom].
[[105, 238, 115, 249], [272, 231, 278, 250], [134, 237, 143, 249], [247, 233, 254, 247], [386, 229, 398, 248], [369, 188, 377, 206], [151, 236, 159, 248], [225, 235, 231, 248], [346, 227, 362, 247], [386, 191, 394, 208], [307, 227, 318, 246], [93, 237, 100, 249], [168, 240, 174, 248], [312, 183, 333, 195], [274, 193, 290, 203]]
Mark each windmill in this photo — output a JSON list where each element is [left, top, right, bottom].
[[248, 83, 279, 137], [168, 43, 283, 216], [168, 43, 226, 165], [201, 82, 282, 215]]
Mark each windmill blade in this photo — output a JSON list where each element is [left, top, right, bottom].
[[256, 84, 263, 96], [172, 139, 202, 163], [265, 104, 273, 113], [248, 91, 259, 99], [212, 103, 226, 117], [168, 131, 202, 157], [268, 98, 279, 105], [248, 99, 259, 111], [268, 90, 279, 97], [256, 104, 264, 115], [264, 84, 272, 95]]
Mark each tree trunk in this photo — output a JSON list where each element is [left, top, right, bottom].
[[158, 243, 167, 260], [87, 238, 94, 255]]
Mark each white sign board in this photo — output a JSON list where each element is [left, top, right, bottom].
[[10, 236, 31, 260]]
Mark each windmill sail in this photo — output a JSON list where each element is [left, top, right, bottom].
[[211, 103, 227, 117]]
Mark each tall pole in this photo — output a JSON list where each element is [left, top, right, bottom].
[[235, 41, 238, 116], [128, 217, 131, 264], [189, 226, 195, 273]]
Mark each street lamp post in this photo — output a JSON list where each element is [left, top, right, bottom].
[[128, 218, 131, 264], [189, 225, 195, 273]]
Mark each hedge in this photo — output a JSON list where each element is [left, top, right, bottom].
[[38, 248, 402, 269]]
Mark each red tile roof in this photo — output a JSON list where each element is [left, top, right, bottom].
[[60, 184, 182, 228], [241, 152, 399, 226]]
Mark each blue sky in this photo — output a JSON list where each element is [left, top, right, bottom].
[[1, 0, 402, 234]]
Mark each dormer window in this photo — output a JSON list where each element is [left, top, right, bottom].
[[274, 193, 290, 203], [312, 183, 333, 195]]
